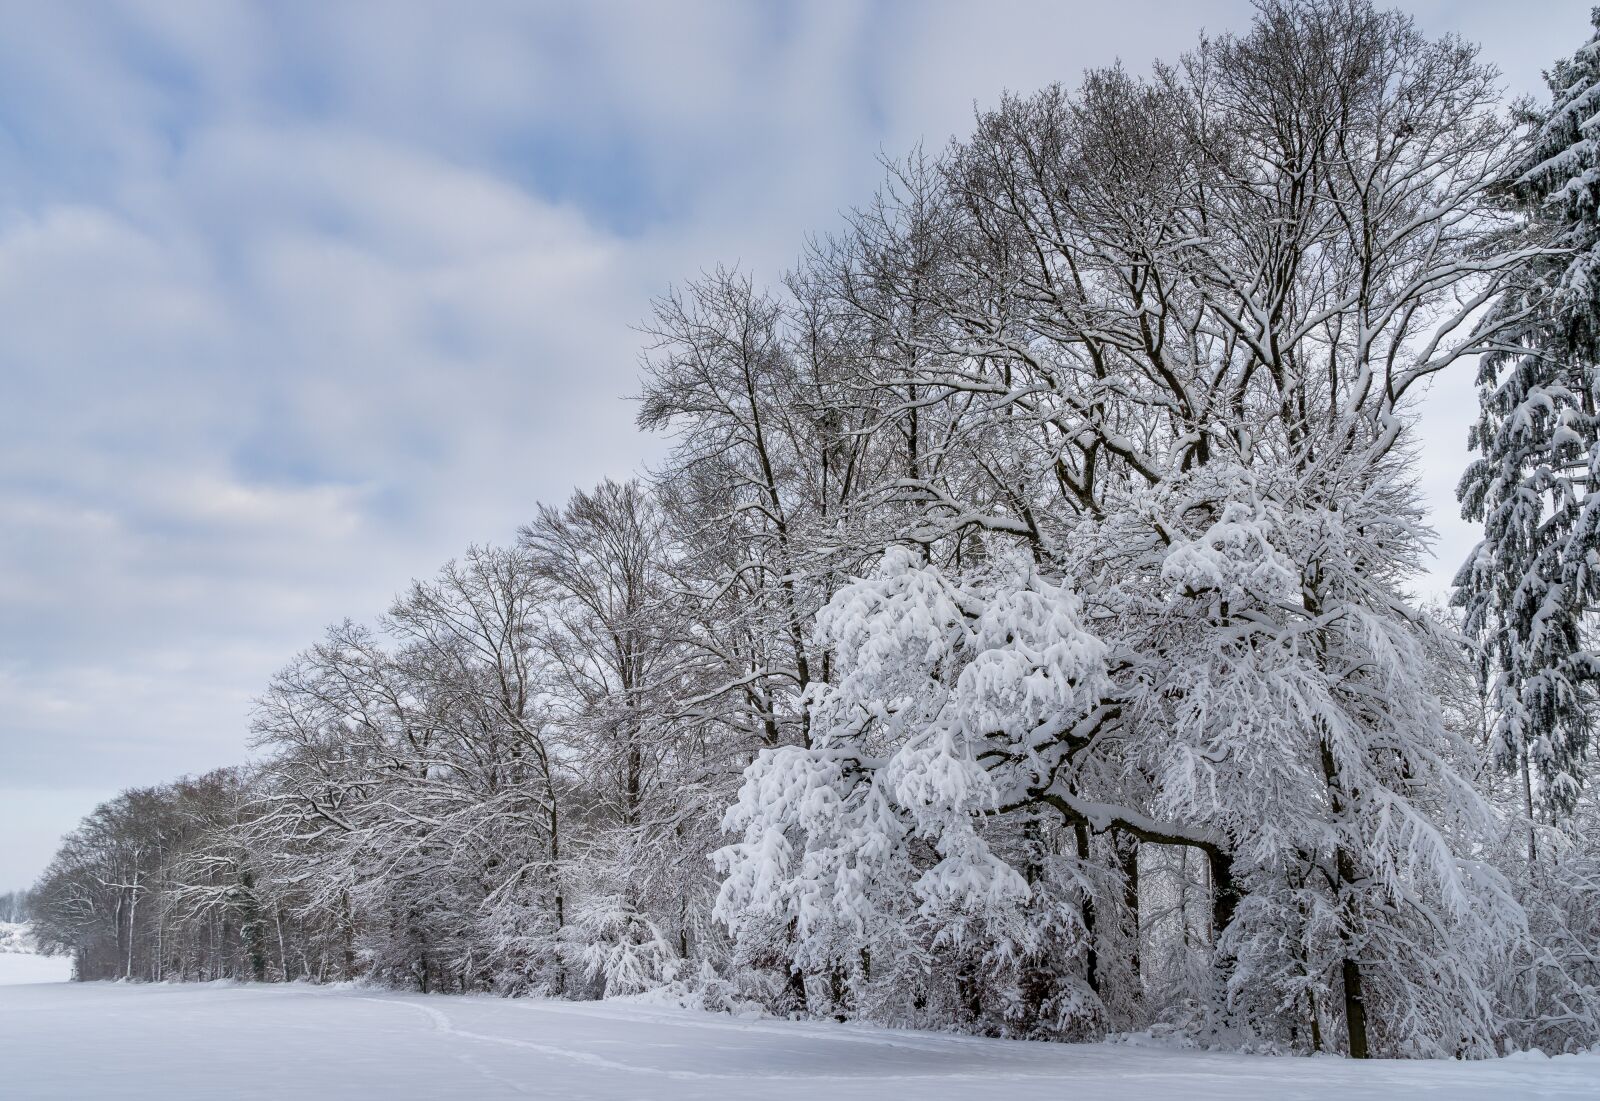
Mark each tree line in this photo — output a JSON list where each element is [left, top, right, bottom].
[[27, 0, 1600, 1059]]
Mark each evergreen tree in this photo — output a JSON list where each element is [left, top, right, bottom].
[[1458, 11, 1600, 815]]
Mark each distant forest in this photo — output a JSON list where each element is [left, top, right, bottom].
[[0, 891, 29, 924]]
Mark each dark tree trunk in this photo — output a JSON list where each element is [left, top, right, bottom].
[[1074, 823, 1100, 997]]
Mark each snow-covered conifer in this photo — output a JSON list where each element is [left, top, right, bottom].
[[1458, 12, 1600, 816]]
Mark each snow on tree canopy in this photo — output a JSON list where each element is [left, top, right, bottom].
[[717, 547, 1109, 945]]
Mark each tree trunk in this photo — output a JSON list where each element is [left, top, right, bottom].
[[1207, 848, 1238, 940], [1120, 838, 1141, 994], [1074, 824, 1100, 997], [1342, 950, 1369, 1060]]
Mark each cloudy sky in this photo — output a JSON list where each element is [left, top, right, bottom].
[[0, 0, 1591, 888]]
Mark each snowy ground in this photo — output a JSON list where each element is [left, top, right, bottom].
[[0, 923, 72, 986], [0, 950, 72, 986], [0, 978, 1594, 1099]]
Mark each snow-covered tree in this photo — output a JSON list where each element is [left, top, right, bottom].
[[716, 546, 1110, 1033], [716, 0, 1531, 1056], [1457, 11, 1600, 817]]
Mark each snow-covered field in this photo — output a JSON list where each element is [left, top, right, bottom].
[[0, 979, 1593, 1100], [0, 950, 72, 986], [0, 923, 72, 986]]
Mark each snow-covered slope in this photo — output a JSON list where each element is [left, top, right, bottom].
[[0, 922, 72, 985], [0, 981, 1592, 1099]]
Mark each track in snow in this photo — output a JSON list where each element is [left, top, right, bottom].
[[0, 974, 1594, 1099]]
